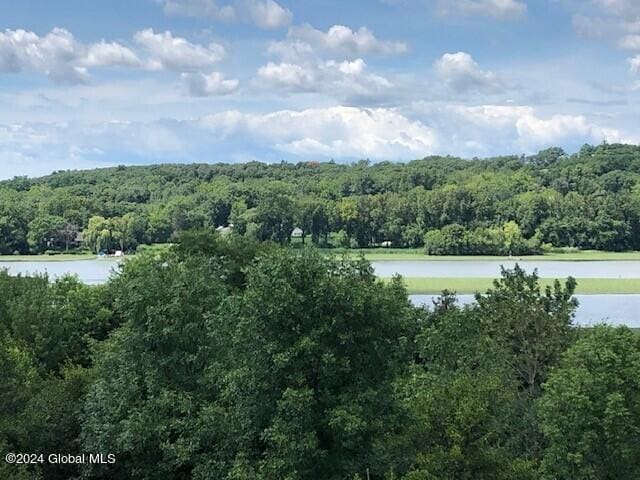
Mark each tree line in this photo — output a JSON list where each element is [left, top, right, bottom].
[[1, 143, 640, 256], [1, 232, 639, 479]]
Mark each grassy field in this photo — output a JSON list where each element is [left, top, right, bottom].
[[0, 253, 98, 262], [396, 277, 640, 295], [5, 247, 640, 263], [323, 248, 640, 262]]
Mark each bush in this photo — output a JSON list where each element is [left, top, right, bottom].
[[424, 222, 541, 256]]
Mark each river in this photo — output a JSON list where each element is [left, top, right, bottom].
[[1, 258, 638, 326], [371, 260, 640, 278], [409, 294, 640, 328]]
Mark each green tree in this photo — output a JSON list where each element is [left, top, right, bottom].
[[538, 326, 640, 480], [475, 265, 577, 397], [83, 216, 113, 254]]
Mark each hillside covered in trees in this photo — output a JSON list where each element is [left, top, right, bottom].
[[2, 143, 640, 255], [2, 232, 639, 479]]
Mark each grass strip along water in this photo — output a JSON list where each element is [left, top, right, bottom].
[[396, 277, 640, 295]]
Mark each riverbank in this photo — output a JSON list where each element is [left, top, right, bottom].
[[0, 253, 99, 262], [397, 277, 640, 295], [328, 248, 640, 262], [4, 247, 640, 263]]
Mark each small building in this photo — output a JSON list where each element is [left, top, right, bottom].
[[380, 240, 392, 247], [216, 225, 232, 235], [114, 250, 124, 257], [291, 227, 304, 238]]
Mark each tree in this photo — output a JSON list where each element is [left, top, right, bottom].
[[538, 326, 640, 480], [219, 249, 414, 479], [27, 215, 66, 253], [81, 232, 263, 479], [254, 192, 295, 244], [399, 297, 536, 479], [83, 216, 113, 254], [0, 189, 29, 254], [475, 265, 577, 398]]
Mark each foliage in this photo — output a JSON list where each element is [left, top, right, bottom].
[[0, 237, 636, 479], [2, 143, 640, 254], [538, 326, 640, 479]]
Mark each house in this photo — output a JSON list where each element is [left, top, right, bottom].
[[216, 224, 233, 235], [291, 227, 304, 238]]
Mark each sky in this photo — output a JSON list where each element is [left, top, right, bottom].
[[1, 0, 639, 178]]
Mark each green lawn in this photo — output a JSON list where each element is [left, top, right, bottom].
[[5, 246, 640, 263], [0, 253, 98, 262], [320, 248, 640, 262], [395, 277, 640, 295]]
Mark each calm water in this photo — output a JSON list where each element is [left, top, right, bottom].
[[0, 259, 122, 285], [1, 259, 639, 326], [372, 260, 640, 278], [410, 294, 640, 328]]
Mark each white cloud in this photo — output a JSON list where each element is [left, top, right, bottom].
[[3, 102, 639, 179], [0, 27, 235, 94], [257, 62, 317, 90], [434, 52, 502, 93], [258, 24, 404, 101], [620, 34, 640, 50], [591, 0, 640, 17], [414, 102, 636, 154], [256, 58, 394, 101], [200, 106, 437, 158], [0, 106, 438, 178], [629, 55, 640, 73], [0, 28, 89, 84], [159, 0, 236, 21], [158, 0, 291, 29], [80, 41, 141, 68], [242, 0, 292, 29], [572, 0, 640, 79], [133, 29, 225, 72], [436, 0, 527, 19], [280, 24, 407, 58], [181, 71, 239, 95]]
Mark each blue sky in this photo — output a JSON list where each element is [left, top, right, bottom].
[[1, 0, 639, 178]]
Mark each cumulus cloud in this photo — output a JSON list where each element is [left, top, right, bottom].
[[620, 34, 640, 50], [4, 102, 639, 178], [436, 0, 527, 19], [242, 0, 292, 29], [629, 55, 640, 74], [0, 28, 89, 83], [0, 27, 236, 94], [257, 24, 404, 102], [181, 71, 239, 96], [133, 29, 225, 72], [80, 41, 141, 68], [591, 0, 640, 17], [202, 106, 438, 158], [276, 24, 408, 58], [434, 52, 502, 93], [413, 102, 635, 155], [158, 0, 292, 29], [572, 0, 640, 78], [256, 58, 393, 101], [0, 106, 438, 178], [160, 0, 236, 20]]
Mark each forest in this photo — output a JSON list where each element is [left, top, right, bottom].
[[2, 143, 640, 256], [1, 230, 639, 480]]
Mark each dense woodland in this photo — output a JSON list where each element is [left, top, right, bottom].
[[1, 232, 639, 479], [2, 143, 640, 256]]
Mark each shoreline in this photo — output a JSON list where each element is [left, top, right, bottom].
[[396, 277, 640, 295], [4, 248, 640, 263]]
